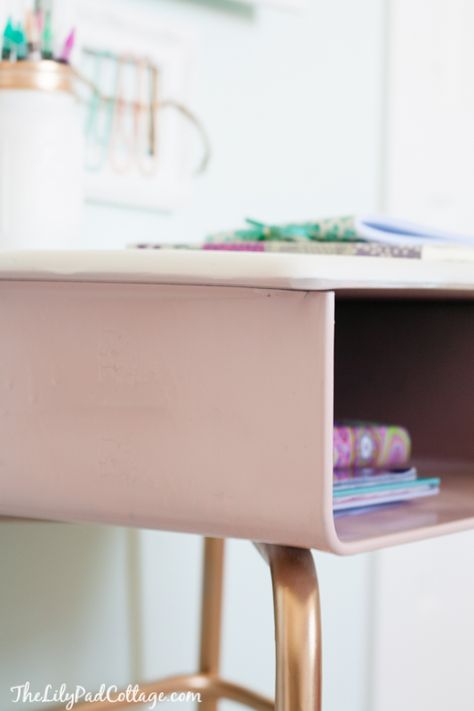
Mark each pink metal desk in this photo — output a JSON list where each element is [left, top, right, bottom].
[[1, 249, 473, 710]]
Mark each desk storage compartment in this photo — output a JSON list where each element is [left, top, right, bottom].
[[332, 297, 474, 552]]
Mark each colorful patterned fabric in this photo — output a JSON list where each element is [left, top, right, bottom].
[[333, 423, 411, 470], [206, 216, 361, 244]]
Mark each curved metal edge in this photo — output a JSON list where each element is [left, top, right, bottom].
[[255, 543, 322, 711]]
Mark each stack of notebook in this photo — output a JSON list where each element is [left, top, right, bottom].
[[333, 423, 440, 514], [133, 214, 474, 260]]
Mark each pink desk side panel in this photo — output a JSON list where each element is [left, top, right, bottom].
[[0, 280, 340, 551]]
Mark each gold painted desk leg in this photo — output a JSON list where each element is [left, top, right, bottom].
[[46, 535, 274, 711], [256, 544, 322, 711], [46, 536, 319, 711], [199, 537, 225, 711]]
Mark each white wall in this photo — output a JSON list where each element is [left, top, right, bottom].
[[80, 0, 385, 248], [0, 523, 134, 709], [372, 532, 474, 711], [385, 0, 474, 233], [0, 0, 386, 709]]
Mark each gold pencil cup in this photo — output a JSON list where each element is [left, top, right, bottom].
[[0, 60, 74, 93]]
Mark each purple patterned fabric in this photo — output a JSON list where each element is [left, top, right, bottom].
[[334, 424, 411, 469]]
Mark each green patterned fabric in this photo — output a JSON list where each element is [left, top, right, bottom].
[[206, 216, 362, 244]]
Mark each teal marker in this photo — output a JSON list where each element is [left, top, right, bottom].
[[41, 10, 53, 59], [14, 23, 28, 61], [1, 17, 14, 60]]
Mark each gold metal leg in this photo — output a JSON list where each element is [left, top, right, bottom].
[[52, 537, 272, 711], [49, 537, 323, 711], [256, 544, 322, 711], [199, 537, 225, 711]]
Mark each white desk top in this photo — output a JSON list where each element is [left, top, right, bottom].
[[0, 249, 473, 294]]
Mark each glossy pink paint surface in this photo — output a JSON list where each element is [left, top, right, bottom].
[[0, 281, 336, 549]]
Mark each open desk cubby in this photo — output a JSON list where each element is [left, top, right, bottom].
[[333, 296, 474, 552]]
